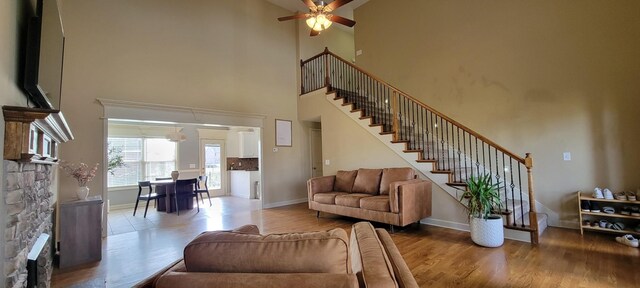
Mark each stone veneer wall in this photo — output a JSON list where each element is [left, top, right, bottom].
[[3, 161, 54, 288]]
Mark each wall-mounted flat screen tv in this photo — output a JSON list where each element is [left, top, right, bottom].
[[24, 0, 65, 110]]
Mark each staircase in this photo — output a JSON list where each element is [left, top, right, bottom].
[[300, 48, 547, 244]]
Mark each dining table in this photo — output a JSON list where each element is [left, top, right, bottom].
[[150, 179, 194, 213]]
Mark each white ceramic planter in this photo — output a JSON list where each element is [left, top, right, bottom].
[[470, 216, 504, 247]]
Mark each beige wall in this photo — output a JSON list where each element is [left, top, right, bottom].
[[354, 0, 640, 224], [298, 22, 355, 61], [58, 0, 309, 208]]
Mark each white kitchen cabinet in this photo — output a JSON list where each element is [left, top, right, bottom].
[[229, 170, 261, 199], [239, 131, 258, 158], [230, 171, 250, 198]]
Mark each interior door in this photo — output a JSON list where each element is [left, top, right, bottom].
[[310, 129, 323, 178], [200, 139, 225, 197]]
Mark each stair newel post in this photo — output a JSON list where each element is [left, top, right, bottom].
[[525, 153, 539, 245], [391, 91, 399, 142], [324, 47, 331, 90]]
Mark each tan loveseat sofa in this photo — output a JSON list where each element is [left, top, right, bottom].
[[134, 222, 418, 288], [308, 168, 432, 229]]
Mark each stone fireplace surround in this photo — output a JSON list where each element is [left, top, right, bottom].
[[3, 160, 54, 288]]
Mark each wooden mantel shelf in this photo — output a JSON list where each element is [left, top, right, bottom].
[[3, 106, 73, 164]]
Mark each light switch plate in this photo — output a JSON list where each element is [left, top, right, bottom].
[[325, 159, 330, 165], [273, 147, 278, 152], [189, 164, 196, 169], [563, 152, 571, 161]]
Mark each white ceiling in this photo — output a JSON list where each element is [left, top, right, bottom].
[[266, 0, 369, 21]]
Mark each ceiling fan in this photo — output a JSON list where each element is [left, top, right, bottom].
[[278, 0, 356, 36]]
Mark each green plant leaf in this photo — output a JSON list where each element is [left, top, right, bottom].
[[460, 173, 503, 220]]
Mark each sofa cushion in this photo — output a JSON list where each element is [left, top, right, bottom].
[[314, 192, 349, 204], [335, 193, 372, 208], [359, 196, 391, 212], [379, 168, 415, 195], [352, 168, 383, 195], [184, 229, 350, 274], [334, 170, 357, 192]]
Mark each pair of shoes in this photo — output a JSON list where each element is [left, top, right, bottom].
[[621, 206, 631, 215], [581, 200, 591, 212], [593, 188, 604, 199], [602, 206, 615, 214], [590, 203, 601, 213], [615, 192, 627, 200], [603, 188, 614, 200], [599, 219, 609, 228], [611, 222, 625, 230], [616, 234, 639, 248], [631, 207, 640, 216], [591, 221, 598, 227], [583, 220, 590, 226], [626, 191, 637, 201]]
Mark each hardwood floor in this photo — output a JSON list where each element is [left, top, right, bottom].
[[52, 198, 640, 288]]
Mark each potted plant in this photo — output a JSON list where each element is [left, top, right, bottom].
[[460, 173, 504, 247]]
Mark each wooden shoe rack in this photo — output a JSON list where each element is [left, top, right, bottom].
[[578, 191, 640, 236]]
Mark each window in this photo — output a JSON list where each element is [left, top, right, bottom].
[[108, 137, 177, 187]]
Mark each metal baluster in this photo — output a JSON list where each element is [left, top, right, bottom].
[[517, 160, 524, 227]]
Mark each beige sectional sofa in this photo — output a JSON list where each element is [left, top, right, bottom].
[[308, 168, 432, 229], [134, 222, 418, 288]]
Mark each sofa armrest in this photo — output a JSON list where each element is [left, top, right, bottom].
[[156, 272, 359, 288], [307, 175, 336, 200], [375, 228, 419, 288], [389, 179, 432, 225], [132, 259, 186, 288]]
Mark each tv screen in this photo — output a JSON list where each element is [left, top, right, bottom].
[[24, 0, 65, 110]]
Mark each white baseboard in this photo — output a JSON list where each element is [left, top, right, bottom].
[[263, 198, 308, 209], [420, 218, 470, 232], [109, 203, 136, 211]]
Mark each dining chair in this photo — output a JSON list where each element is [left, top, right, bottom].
[[134, 181, 166, 218], [173, 178, 199, 215], [195, 175, 212, 206]]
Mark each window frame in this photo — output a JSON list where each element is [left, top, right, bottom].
[[107, 136, 178, 188]]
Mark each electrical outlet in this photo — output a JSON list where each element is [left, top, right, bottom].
[[356, 50, 363, 56], [563, 152, 571, 161], [189, 164, 196, 169], [325, 159, 330, 165]]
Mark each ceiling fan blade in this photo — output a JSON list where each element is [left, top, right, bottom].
[[329, 15, 356, 27], [325, 0, 353, 12], [278, 13, 309, 21], [301, 0, 317, 9], [310, 29, 320, 37]]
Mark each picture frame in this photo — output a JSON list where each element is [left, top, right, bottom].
[[275, 119, 292, 147]]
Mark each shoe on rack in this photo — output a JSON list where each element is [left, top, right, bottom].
[[602, 206, 615, 214], [615, 234, 639, 248], [590, 203, 601, 213], [621, 206, 631, 215], [626, 191, 637, 201], [612, 222, 625, 230], [603, 188, 614, 200], [593, 187, 604, 199], [598, 219, 608, 228], [583, 220, 591, 227], [631, 206, 640, 217], [615, 192, 627, 200], [580, 200, 591, 212]]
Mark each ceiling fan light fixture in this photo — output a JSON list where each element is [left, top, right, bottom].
[[306, 13, 332, 31]]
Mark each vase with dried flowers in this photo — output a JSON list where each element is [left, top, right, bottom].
[[59, 162, 99, 200]]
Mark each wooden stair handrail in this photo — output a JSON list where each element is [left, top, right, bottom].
[[314, 49, 526, 164]]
